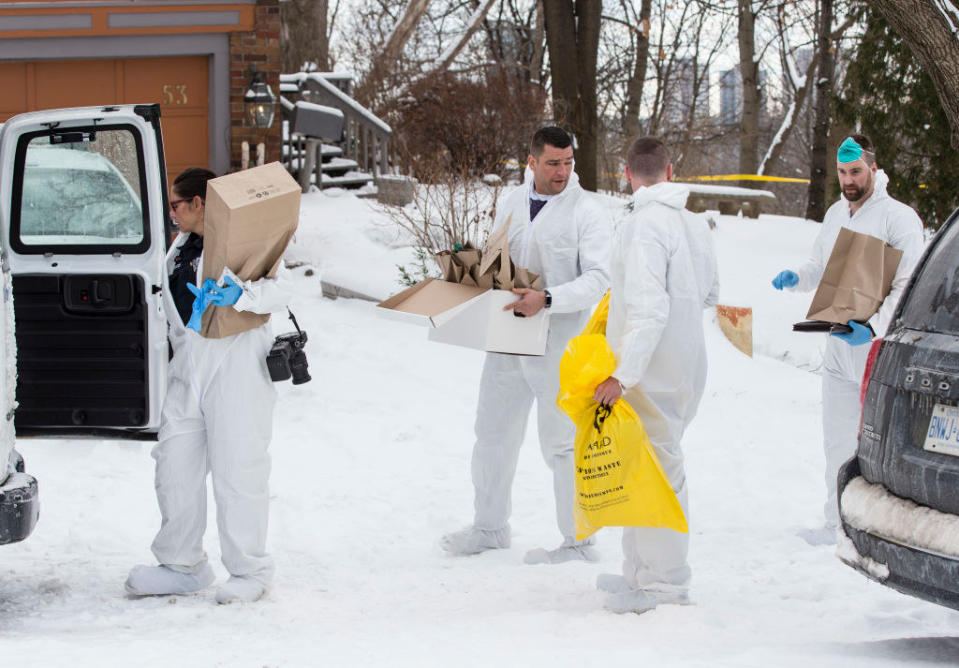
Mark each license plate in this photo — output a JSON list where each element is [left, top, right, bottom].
[[923, 403, 959, 457]]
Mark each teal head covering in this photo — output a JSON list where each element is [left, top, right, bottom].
[[837, 137, 864, 164]]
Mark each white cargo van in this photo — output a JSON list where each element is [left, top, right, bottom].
[[0, 103, 173, 544]]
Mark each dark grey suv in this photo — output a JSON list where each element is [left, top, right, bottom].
[[838, 212, 959, 610]]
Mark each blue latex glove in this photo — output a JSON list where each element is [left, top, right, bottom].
[[207, 275, 243, 307], [771, 270, 798, 290], [831, 320, 873, 346], [186, 278, 217, 332]]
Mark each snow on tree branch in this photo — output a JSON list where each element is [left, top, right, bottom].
[[934, 0, 959, 37]]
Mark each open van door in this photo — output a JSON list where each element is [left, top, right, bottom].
[[0, 105, 171, 439]]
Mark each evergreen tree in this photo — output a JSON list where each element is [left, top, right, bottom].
[[837, 7, 959, 229]]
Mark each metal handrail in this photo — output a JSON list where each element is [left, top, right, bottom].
[[280, 72, 392, 180]]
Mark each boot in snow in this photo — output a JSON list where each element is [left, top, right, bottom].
[[215, 575, 267, 604], [125, 563, 215, 597], [441, 526, 510, 556]]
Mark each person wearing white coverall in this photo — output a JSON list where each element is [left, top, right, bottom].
[[593, 137, 719, 614], [772, 134, 923, 544], [442, 126, 611, 564], [125, 167, 292, 604]]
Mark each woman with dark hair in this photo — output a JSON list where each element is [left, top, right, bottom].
[[125, 167, 291, 604]]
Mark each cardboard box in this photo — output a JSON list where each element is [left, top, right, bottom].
[[200, 162, 300, 338], [377, 278, 550, 355]]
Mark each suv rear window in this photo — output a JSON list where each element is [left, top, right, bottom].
[[11, 125, 150, 254], [901, 216, 959, 334]]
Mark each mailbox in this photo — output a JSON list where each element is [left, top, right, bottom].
[[292, 101, 345, 141]]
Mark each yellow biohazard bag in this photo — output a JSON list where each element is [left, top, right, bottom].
[[557, 293, 688, 540]]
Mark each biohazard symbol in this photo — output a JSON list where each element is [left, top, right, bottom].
[[593, 404, 611, 432]]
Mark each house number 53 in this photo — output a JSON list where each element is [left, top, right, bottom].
[[162, 84, 188, 105]]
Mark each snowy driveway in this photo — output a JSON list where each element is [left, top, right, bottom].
[[2, 201, 958, 666]]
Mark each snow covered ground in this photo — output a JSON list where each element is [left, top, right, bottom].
[[3, 187, 959, 667]]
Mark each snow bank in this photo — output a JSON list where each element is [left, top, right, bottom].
[[841, 476, 959, 559], [284, 189, 419, 300]]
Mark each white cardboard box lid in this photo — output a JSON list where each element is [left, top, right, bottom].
[[428, 289, 549, 356], [482, 290, 549, 355], [378, 278, 549, 355]]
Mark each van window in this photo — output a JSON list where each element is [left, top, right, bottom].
[[901, 218, 959, 334], [12, 126, 149, 254]]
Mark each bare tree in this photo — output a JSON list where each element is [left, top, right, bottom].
[[621, 0, 653, 140], [433, 0, 498, 71], [737, 0, 765, 182], [805, 0, 834, 221], [758, 1, 816, 176], [542, 0, 603, 190], [760, 1, 861, 177], [281, 0, 341, 72], [866, 0, 959, 150], [355, 0, 432, 104], [590, 0, 735, 190], [530, 1, 546, 84]]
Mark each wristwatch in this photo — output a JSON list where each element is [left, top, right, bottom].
[[543, 289, 552, 309]]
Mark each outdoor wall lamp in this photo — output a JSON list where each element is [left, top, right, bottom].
[[244, 66, 276, 129]]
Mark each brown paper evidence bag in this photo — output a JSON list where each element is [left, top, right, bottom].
[[432, 216, 542, 291], [793, 227, 902, 333], [199, 162, 301, 339]]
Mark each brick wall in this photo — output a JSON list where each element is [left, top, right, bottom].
[[228, 0, 281, 172]]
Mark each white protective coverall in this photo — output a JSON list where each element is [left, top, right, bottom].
[[472, 170, 610, 545], [787, 169, 923, 527], [606, 182, 718, 594], [152, 232, 292, 585]]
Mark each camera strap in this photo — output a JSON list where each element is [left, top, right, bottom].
[[286, 308, 305, 337]]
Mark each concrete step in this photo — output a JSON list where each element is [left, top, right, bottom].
[[320, 172, 374, 189], [322, 157, 359, 176], [303, 169, 374, 190], [282, 142, 344, 162]]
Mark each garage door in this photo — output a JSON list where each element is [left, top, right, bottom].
[[0, 56, 208, 179]]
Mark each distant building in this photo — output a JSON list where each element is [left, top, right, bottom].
[[664, 57, 710, 124], [719, 65, 768, 127], [720, 68, 740, 126]]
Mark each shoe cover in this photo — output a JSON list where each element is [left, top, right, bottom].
[[797, 525, 838, 546], [125, 563, 214, 596], [596, 573, 631, 593], [524, 543, 599, 565], [215, 575, 267, 604], [441, 526, 510, 555], [604, 587, 690, 614]]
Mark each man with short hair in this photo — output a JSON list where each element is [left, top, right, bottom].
[[442, 126, 611, 564], [771, 134, 924, 544], [592, 136, 718, 613]]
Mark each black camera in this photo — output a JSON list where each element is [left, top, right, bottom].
[[266, 310, 311, 384]]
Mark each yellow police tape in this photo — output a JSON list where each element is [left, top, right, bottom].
[[613, 173, 809, 183], [503, 160, 810, 184], [680, 174, 810, 184]]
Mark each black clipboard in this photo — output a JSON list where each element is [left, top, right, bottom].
[[793, 320, 854, 334]]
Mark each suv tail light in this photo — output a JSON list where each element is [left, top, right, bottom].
[[858, 337, 884, 437]]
